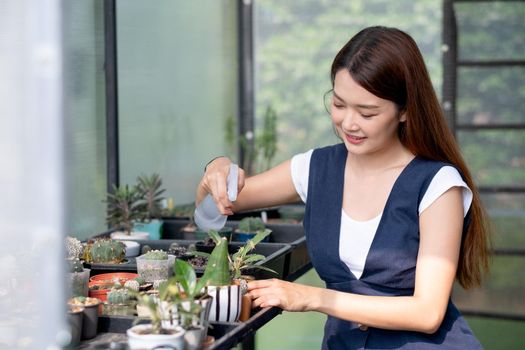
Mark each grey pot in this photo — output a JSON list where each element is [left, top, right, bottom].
[[67, 307, 83, 346], [81, 302, 100, 340], [184, 325, 207, 350]]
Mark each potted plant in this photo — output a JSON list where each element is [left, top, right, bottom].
[[104, 287, 136, 316], [200, 230, 276, 321], [126, 292, 185, 350], [233, 217, 269, 242], [134, 173, 166, 240], [105, 184, 149, 241], [68, 296, 100, 340], [65, 235, 89, 298], [66, 258, 90, 298], [199, 234, 242, 322], [158, 259, 213, 350], [229, 229, 275, 321], [136, 250, 175, 283], [84, 238, 126, 265]]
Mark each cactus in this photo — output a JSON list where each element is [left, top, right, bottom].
[[107, 288, 131, 305], [142, 250, 168, 260], [67, 258, 84, 273], [200, 237, 231, 286], [237, 217, 266, 233], [82, 242, 93, 263], [65, 236, 84, 259], [124, 279, 140, 291], [134, 276, 145, 285], [89, 239, 126, 264]]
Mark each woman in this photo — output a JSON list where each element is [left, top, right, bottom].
[[196, 26, 491, 349]]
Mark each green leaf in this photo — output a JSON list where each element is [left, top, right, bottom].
[[174, 259, 197, 297]]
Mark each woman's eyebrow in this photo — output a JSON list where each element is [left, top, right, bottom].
[[333, 90, 380, 109]]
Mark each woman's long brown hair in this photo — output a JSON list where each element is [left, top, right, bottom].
[[331, 26, 491, 289]]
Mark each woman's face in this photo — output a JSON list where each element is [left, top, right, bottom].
[[330, 69, 405, 156]]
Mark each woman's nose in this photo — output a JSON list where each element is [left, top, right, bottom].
[[341, 111, 360, 131]]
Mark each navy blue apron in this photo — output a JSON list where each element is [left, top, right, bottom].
[[303, 143, 482, 349]]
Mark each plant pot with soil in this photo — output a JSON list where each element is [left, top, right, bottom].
[[66, 258, 90, 298], [68, 296, 100, 340], [126, 291, 185, 350], [136, 250, 175, 283]]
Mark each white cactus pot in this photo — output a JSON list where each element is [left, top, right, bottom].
[[127, 324, 185, 350], [207, 285, 242, 323]]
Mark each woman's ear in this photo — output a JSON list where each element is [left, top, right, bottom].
[[399, 111, 407, 123]]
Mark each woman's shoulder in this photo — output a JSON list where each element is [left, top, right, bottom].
[[310, 143, 347, 162]]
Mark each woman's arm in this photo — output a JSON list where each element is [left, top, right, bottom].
[[248, 187, 464, 334], [196, 157, 301, 216]]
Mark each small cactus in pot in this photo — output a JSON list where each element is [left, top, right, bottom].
[[88, 239, 126, 264], [234, 217, 269, 242], [136, 250, 175, 283], [66, 257, 90, 297]]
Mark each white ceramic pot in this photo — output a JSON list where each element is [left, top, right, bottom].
[[207, 285, 242, 322], [119, 240, 140, 257], [127, 324, 185, 350], [110, 231, 150, 241]]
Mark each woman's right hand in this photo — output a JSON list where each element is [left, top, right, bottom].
[[196, 156, 245, 215]]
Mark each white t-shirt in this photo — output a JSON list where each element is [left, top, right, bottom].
[[291, 149, 473, 279]]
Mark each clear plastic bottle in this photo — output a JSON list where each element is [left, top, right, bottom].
[[194, 163, 238, 231]]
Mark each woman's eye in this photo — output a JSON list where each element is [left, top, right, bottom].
[[361, 114, 376, 119], [333, 103, 345, 109]]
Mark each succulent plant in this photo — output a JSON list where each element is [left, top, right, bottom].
[[142, 250, 168, 260], [66, 258, 84, 273], [65, 236, 84, 259], [124, 279, 140, 291], [200, 237, 231, 286], [89, 239, 126, 264], [105, 184, 144, 235], [230, 229, 276, 279], [107, 288, 131, 305], [136, 173, 165, 221], [237, 217, 266, 233]]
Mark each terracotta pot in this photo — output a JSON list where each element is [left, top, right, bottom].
[[127, 324, 185, 350], [88, 272, 139, 302], [233, 276, 254, 322]]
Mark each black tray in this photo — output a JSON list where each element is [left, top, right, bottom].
[[162, 219, 311, 281], [86, 239, 292, 281], [77, 307, 282, 350]]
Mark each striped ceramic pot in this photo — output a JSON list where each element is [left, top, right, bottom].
[[207, 284, 242, 322]]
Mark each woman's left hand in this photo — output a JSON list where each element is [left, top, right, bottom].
[[247, 279, 316, 312]]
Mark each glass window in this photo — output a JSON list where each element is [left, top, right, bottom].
[[455, 2, 525, 61], [63, 0, 107, 239], [458, 130, 525, 188], [117, 0, 238, 206], [254, 0, 443, 168], [457, 67, 525, 126]]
